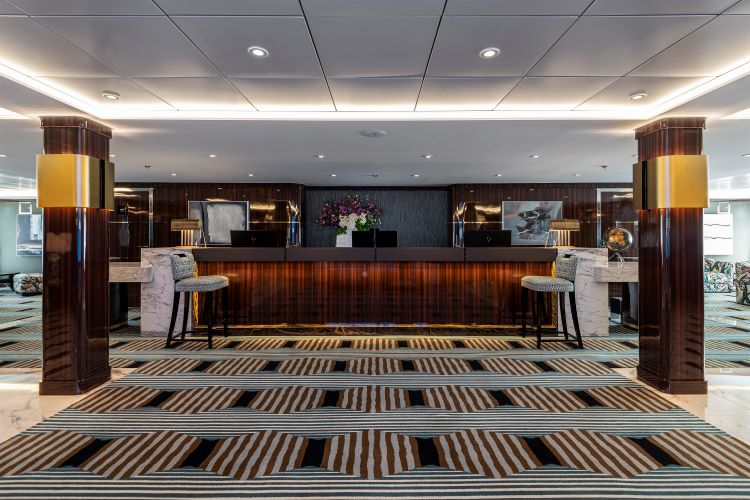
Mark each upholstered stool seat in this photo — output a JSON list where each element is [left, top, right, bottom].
[[520, 276, 574, 293], [521, 254, 583, 349], [166, 253, 229, 349], [175, 275, 229, 293]]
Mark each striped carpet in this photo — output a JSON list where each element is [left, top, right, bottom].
[[0, 291, 750, 497]]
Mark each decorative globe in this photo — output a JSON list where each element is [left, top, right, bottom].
[[603, 227, 633, 252]]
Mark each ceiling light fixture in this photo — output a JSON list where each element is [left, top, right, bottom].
[[171, 173, 177, 176], [0, 154, 6, 158], [495, 173, 503, 177], [359, 129, 388, 138], [479, 47, 501, 59], [421, 154, 434, 159], [742, 154, 750, 157], [109, 154, 116, 158], [573, 173, 580, 177], [629, 90, 648, 101], [412, 174, 420, 177], [248, 173, 254, 177], [101, 90, 120, 100], [529, 154, 541, 159], [330, 173, 337, 177], [314, 154, 326, 159], [247, 46, 269, 58], [208, 154, 217, 158]]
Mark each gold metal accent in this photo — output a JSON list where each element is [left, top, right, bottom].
[[170, 219, 202, 231], [549, 219, 581, 231], [633, 155, 708, 210], [36, 154, 115, 210]]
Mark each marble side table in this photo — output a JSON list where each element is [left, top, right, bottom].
[[557, 248, 609, 337], [140, 247, 193, 336]]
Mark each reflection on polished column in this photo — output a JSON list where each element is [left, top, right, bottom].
[[37, 117, 114, 395], [635, 118, 708, 394]]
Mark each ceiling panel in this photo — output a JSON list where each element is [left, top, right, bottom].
[[10, 0, 161, 15], [530, 16, 712, 77], [726, 0, 750, 13], [577, 76, 707, 109], [307, 16, 439, 77], [154, 0, 302, 15], [0, 17, 117, 77], [36, 16, 218, 77], [301, 0, 445, 16], [417, 77, 519, 110], [631, 16, 750, 77], [38, 77, 174, 108], [132, 77, 254, 110], [0, 75, 82, 115], [427, 16, 575, 77], [586, 0, 737, 15], [498, 77, 617, 110], [173, 16, 323, 78], [444, 0, 592, 15], [231, 78, 334, 111], [0, 1, 22, 14], [328, 78, 422, 110]]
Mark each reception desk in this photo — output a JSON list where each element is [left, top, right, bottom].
[[191, 247, 557, 327]]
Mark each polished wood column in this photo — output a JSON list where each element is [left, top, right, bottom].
[[39, 117, 112, 395], [636, 118, 707, 394]]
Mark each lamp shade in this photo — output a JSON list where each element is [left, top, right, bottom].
[[549, 219, 580, 231], [170, 218, 202, 231]]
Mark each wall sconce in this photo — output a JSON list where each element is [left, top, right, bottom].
[[170, 218, 203, 247], [548, 219, 580, 247]]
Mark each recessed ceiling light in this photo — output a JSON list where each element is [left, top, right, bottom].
[[529, 154, 541, 159], [412, 174, 420, 177], [330, 173, 337, 177], [573, 173, 580, 177], [495, 173, 503, 177], [742, 153, 750, 157], [208, 154, 217, 159], [359, 129, 387, 138], [0, 154, 7, 158], [314, 154, 326, 159], [421, 154, 434, 159], [101, 90, 120, 100], [109, 154, 116, 158], [247, 46, 269, 58], [628, 90, 648, 100], [171, 173, 177, 176], [248, 173, 254, 177], [479, 47, 501, 59]]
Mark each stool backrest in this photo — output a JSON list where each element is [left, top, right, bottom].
[[555, 254, 578, 282], [171, 253, 196, 281]]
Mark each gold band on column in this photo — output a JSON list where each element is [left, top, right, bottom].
[[36, 153, 115, 210], [632, 154, 709, 210]]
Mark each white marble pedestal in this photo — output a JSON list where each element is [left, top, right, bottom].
[[557, 248, 609, 337], [140, 247, 193, 336]]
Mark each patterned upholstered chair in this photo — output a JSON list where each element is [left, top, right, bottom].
[[520, 254, 583, 349], [704, 258, 734, 293], [12, 273, 43, 295], [166, 253, 229, 349], [735, 262, 750, 306]]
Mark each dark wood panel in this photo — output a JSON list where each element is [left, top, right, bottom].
[[197, 260, 553, 326], [449, 183, 632, 250], [636, 117, 706, 394]]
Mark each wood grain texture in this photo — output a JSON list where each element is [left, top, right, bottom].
[[636, 117, 706, 394], [40, 117, 112, 395], [196, 260, 553, 326]]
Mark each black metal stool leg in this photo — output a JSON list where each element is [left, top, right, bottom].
[[166, 291, 179, 349], [180, 292, 189, 341], [520, 286, 527, 337], [222, 287, 229, 337], [205, 291, 214, 349], [535, 291, 543, 349], [569, 291, 584, 349], [559, 292, 569, 340]]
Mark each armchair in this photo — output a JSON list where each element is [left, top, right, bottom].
[[735, 262, 750, 305], [704, 258, 734, 293]]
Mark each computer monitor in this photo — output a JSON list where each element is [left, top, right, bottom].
[[352, 229, 398, 248], [230, 230, 278, 247], [464, 230, 512, 247]]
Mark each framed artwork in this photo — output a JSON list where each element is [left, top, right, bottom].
[[17, 214, 43, 256], [502, 200, 563, 246], [187, 201, 248, 245]]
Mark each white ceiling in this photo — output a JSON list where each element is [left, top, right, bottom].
[[1, 0, 750, 189]]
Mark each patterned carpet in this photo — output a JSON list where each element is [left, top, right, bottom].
[[0, 290, 749, 498]]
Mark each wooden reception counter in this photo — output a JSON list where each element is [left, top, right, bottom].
[[191, 247, 556, 327]]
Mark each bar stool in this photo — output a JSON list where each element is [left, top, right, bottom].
[[520, 254, 583, 349], [165, 253, 229, 349]]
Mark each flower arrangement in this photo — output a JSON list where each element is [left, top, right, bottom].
[[316, 193, 383, 235]]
